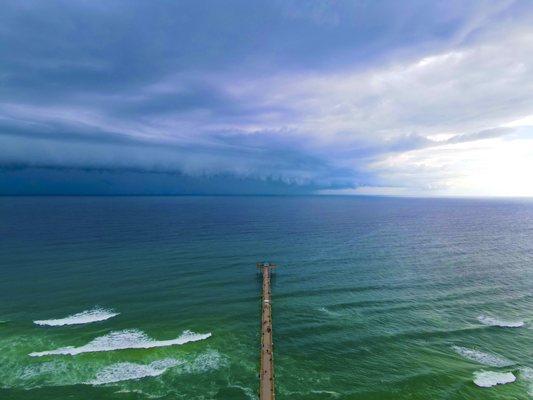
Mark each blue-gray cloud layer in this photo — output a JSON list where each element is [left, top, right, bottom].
[[1, 0, 532, 194]]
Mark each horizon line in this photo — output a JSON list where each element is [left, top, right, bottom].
[[1, 193, 533, 200]]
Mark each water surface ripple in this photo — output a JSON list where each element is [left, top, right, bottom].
[[0, 196, 532, 399]]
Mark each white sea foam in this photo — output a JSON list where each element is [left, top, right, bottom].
[[19, 361, 67, 381], [183, 349, 226, 373], [89, 350, 224, 385], [452, 346, 514, 367], [34, 307, 119, 326], [29, 329, 211, 357], [478, 315, 524, 328], [88, 358, 181, 385], [473, 371, 516, 387], [7, 360, 79, 389], [310, 390, 341, 398]]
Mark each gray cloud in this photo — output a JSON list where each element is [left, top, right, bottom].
[[1, 0, 532, 194], [445, 127, 516, 144]]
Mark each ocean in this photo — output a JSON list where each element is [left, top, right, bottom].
[[0, 196, 531, 399]]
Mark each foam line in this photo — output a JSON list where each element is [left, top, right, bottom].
[[452, 346, 514, 367], [30, 329, 211, 357], [34, 308, 119, 327], [478, 315, 524, 328]]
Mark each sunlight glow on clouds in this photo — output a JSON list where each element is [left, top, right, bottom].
[[364, 133, 533, 197]]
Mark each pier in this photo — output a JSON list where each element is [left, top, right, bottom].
[[257, 262, 276, 400]]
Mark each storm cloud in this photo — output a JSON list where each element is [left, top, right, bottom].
[[1, 0, 533, 195]]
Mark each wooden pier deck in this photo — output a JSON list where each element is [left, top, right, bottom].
[[257, 262, 276, 400]]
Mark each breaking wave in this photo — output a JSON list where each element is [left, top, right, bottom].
[[477, 315, 524, 328], [88, 358, 181, 385], [29, 329, 211, 357], [473, 371, 516, 387], [452, 346, 514, 367], [34, 308, 119, 326]]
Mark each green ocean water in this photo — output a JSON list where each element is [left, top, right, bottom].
[[0, 196, 531, 400]]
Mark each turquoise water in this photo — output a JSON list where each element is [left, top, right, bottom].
[[0, 196, 532, 399]]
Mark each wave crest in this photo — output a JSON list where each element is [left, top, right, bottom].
[[29, 329, 211, 357], [452, 346, 514, 367], [473, 371, 516, 387], [478, 315, 524, 328], [34, 308, 119, 327]]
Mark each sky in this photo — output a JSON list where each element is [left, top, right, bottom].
[[1, 0, 533, 196]]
